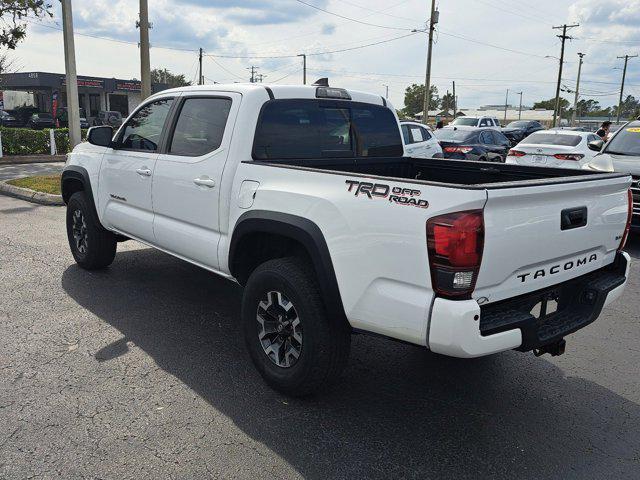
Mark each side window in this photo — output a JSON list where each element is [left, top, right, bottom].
[[119, 98, 174, 151], [169, 97, 232, 157], [401, 125, 411, 144], [409, 126, 424, 143], [421, 127, 432, 140], [480, 131, 492, 144], [479, 118, 489, 127]]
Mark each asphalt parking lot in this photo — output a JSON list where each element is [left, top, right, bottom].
[[1, 194, 639, 479]]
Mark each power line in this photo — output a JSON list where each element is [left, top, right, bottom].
[[293, 0, 415, 31], [205, 32, 417, 59]]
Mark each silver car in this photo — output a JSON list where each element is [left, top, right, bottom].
[[584, 120, 640, 230]]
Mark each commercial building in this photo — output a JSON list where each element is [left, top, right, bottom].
[[0, 71, 168, 123]]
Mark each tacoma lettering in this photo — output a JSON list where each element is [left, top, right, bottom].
[[517, 253, 598, 283]]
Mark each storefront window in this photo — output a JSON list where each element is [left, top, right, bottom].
[[89, 94, 101, 117]]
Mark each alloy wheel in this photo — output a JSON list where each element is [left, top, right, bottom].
[[256, 291, 303, 368]]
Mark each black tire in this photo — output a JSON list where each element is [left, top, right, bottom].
[[242, 257, 351, 396], [66, 191, 117, 270]]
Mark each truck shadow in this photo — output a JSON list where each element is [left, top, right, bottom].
[[61, 248, 640, 479]]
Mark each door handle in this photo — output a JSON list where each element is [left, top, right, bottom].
[[193, 177, 216, 188], [136, 167, 152, 177]]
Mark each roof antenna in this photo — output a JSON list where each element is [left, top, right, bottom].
[[312, 78, 329, 87]]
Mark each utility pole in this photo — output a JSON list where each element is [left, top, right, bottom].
[[552, 23, 579, 127], [517, 91, 523, 120], [256, 73, 266, 83], [138, 0, 151, 100], [503, 89, 509, 124], [297, 54, 307, 85], [60, 0, 81, 147], [198, 48, 204, 85], [421, 0, 438, 125], [383, 84, 389, 99], [452, 81, 456, 118], [247, 66, 258, 83], [616, 54, 637, 123], [571, 52, 585, 126]]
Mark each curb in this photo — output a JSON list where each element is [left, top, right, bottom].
[[0, 179, 64, 206], [0, 155, 67, 165]]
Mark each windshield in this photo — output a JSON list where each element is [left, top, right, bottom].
[[434, 128, 476, 142], [605, 123, 640, 156], [450, 118, 478, 126], [506, 121, 529, 129], [522, 132, 581, 146]]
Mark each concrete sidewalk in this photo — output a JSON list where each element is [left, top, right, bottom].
[[0, 154, 66, 165]]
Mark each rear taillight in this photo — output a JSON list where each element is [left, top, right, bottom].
[[444, 146, 473, 154], [619, 189, 633, 251], [553, 153, 585, 161], [508, 149, 526, 157], [426, 210, 484, 299]]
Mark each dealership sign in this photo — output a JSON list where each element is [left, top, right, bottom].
[[116, 81, 142, 92], [61, 77, 104, 88]]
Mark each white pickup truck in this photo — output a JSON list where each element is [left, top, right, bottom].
[[62, 83, 633, 396]]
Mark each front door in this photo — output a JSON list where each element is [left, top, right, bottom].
[[98, 97, 175, 242], [152, 93, 240, 270]]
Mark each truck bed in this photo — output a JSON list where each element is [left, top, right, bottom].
[[254, 156, 628, 189]]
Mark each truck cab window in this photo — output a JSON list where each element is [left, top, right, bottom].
[[253, 99, 402, 160], [119, 98, 174, 151], [169, 97, 232, 157]]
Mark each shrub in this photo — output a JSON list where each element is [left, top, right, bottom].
[[0, 127, 88, 156]]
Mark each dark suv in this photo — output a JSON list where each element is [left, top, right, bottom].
[[501, 120, 544, 145], [93, 110, 123, 128]]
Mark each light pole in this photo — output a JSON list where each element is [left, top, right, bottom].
[[517, 91, 523, 120], [503, 89, 509, 124], [383, 84, 389, 99], [571, 52, 585, 127], [297, 54, 307, 85], [138, 0, 151, 100], [60, 0, 81, 147]]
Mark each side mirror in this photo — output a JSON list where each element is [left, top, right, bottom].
[[588, 139, 604, 152], [87, 126, 113, 147]]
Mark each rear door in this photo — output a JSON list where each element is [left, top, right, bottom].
[[475, 175, 631, 303], [152, 93, 240, 270]]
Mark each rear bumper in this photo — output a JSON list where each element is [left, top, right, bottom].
[[428, 252, 630, 358]]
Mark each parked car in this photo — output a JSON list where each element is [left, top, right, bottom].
[[584, 120, 640, 230], [56, 107, 90, 129], [449, 116, 500, 128], [506, 130, 601, 169], [62, 83, 631, 396], [11, 106, 40, 127], [93, 110, 123, 128], [400, 120, 443, 158], [434, 126, 511, 162], [26, 112, 55, 130], [501, 120, 544, 145], [0, 110, 21, 127]]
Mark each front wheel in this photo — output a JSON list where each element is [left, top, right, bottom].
[[66, 191, 117, 270], [242, 257, 351, 396]]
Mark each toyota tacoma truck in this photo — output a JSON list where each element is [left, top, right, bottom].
[[61, 83, 633, 396]]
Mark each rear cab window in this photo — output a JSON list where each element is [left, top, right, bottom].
[[252, 99, 403, 160], [523, 133, 582, 147]]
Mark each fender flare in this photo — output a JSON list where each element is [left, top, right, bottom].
[[61, 165, 104, 224], [229, 210, 347, 323]]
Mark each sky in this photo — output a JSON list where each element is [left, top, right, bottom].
[[4, 0, 640, 110]]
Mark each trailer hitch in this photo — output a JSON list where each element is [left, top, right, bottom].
[[533, 339, 566, 357]]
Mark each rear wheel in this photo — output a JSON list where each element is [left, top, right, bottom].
[[66, 191, 117, 270], [242, 257, 351, 396]]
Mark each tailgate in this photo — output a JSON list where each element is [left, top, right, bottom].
[[475, 175, 631, 303]]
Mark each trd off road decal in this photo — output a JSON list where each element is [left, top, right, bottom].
[[345, 180, 429, 209]]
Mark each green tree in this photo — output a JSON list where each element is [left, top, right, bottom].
[[440, 92, 455, 114], [619, 94, 640, 119], [533, 97, 570, 116], [402, 84, 440, 117], [151, 68, 192, 88], [0, 1, 52, 49]]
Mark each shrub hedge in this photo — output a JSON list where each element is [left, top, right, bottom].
[[0, 127, 88, 156]]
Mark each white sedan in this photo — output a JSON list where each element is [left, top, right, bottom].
[[506, 129, 601, 169], [400, 121, 443, 158]]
